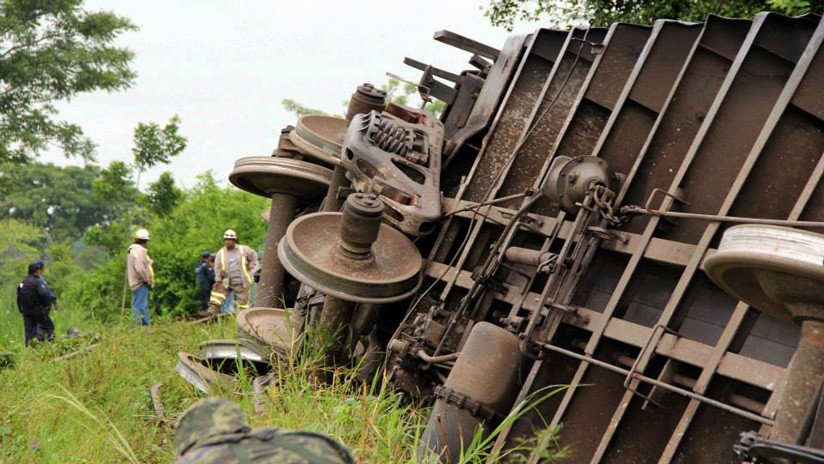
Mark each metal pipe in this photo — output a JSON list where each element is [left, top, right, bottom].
[[537, 341, 774, 425], [256, 193, 299, 307], [417, 350, 460, 363], [621, 206, 824, 228]]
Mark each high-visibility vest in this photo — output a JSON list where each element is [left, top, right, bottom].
[[217, 247, 252, 284]]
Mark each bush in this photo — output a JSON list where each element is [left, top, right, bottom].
[[147, 173, 268, 317]]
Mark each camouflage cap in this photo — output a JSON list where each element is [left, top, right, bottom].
[[175, 397, 251, 456]]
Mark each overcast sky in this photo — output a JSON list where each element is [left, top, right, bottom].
[[43, 1, 539, 188]]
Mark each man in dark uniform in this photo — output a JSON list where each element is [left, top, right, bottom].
[[16, 260, 57, 346], [195, 252, 215, 311]]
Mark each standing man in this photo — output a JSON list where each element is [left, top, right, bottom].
[[205, 230, 258, 315], [195, 251, 215, 311], [16, 260, 57, 346], [127, 228, 154, 326]]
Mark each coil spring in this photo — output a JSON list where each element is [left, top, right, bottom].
[[371, 118, 411, 156]]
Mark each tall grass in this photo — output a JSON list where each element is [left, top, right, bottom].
[[0, 306, 567, 463]]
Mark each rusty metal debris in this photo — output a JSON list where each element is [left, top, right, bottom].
[[202, 12, 824, 464]]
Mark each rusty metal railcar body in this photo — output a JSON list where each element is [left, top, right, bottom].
[[386, 12, 824, 464]]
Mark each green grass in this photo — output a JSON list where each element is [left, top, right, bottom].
[[0, 299, 567, 463], [0, 307, 430, 463]]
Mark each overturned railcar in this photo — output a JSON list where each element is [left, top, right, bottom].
[[225, 10, 824, 464], [383, 12, 824, 464]]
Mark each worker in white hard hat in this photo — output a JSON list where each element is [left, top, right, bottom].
[[202, 229, 258, 316], [127, 228, 154, 326]]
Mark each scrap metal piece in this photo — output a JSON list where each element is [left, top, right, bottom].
[[344, 109, 443, 236], [278, 193, 423, 304], [236, 307, 302, 359], [198, 339, 270, 376], [175, 352, 235, 395]]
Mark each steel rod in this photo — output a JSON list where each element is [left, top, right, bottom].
[[622, 206, 824, 228], [537, 342, 774, 426]]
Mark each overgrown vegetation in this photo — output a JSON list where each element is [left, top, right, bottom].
[[0, 315, 568, 463], [483, 0, 823, 29]]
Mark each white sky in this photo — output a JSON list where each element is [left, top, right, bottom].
[[43, 0, 540, 188]]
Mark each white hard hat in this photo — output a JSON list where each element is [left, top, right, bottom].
[[223, 229, 237, 240], [134, 228, 150, 240]]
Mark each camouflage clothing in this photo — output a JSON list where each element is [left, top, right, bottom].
[[174, 398, 355, 464]]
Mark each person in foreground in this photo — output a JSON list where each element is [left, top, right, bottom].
[[173, 397, 355, 463], [16, 260, 57, 346]]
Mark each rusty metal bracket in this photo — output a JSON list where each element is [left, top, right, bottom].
[[587, 226, 628, 243]]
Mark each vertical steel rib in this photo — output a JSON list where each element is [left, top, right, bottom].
[[588, 13, 820, 463]]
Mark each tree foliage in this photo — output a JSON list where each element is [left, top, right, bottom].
[[0, 218, 43, 283], [62, 172, 268, 319], [482, 0, 821, 29], [0, 0, 137, 163], [281, 98, 329, 117], [0, 161, 105, 241], [132, 114, 187, 172], [146, 171, 181, 217], [381, 78, 446, 118]]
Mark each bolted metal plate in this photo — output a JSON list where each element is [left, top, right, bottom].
[[290, 115, 349, 167], [704, 225, 824, 322], [229, 156, 332, 200], [236, 307, 301, 356], [175, 352, 235, 395], [278, 212, 423, 304]]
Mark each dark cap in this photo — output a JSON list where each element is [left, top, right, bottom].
[[28, 260, 44, 275], [201, 251, 212, 259]]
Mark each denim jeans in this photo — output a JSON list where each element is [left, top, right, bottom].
[[131, 284, 150, 326]]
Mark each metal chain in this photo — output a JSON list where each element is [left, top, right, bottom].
[[591, 184, 631, 227]]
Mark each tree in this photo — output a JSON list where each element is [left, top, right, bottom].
[[85, 160, 136, 254], [0, 162, 106, 242], [281, 98, 329, 117], [0, 0, 137, 163], [381, 78, 445, 118], [482, 0, 821, 29], [146, 171, 181, 217], [131, 114, 187, 189], [0, 218, 43, 283], [280, 78, 445, 122]]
